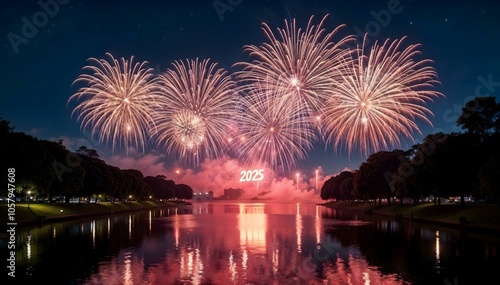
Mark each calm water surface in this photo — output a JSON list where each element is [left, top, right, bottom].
[[3, 201, 499, 285]]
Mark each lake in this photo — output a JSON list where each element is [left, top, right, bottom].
[[3, 201, 499, 284]]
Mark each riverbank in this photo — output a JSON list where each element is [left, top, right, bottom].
[[0, 200, 189, 227], [321, 201, 500, 235]]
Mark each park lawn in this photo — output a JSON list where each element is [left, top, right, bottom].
[[0, 201, 180, 225], [323, 201, 500, 231]]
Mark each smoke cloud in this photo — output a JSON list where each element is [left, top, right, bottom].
[[102, 151, 335, 202]]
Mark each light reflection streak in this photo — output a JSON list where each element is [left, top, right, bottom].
[[229, 251, 237, 283], [436, 230, 440, 261], [149, 210, 152, 234], [195, 248, 203, 284], [242, 249, 248, 272], [26, 235, 31, 260], [180, 255, 185, 280], [107, 217, 110, 239], [188, 251, 193, 279], [296, 203, 302, 252], [272, 249, 279, 275], [91, 220, 95, 249], [363, 271, 370, 285], [128, 215, 132, 240], [123, 252, 132, 285], [315, 205, 321, 244], [174, 217, 180, 249]]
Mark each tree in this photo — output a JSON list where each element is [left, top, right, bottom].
[[321, 171, 354, 201], [107, 166, 123, 203], [79, 154, 113, 203], [353, 166, 371, 202], [389, 143, 444, 205], [76, 146, 100, 159], [144, 175, 174, 200], [356, 150, 404, 205], [479, 152, 500, 205], [175, 184, 193, 200], [1, 131, 55, 199], [0, 118, 14, 136], [425, 132, 481, 205], [41, 140, 85, 203], [320, 176, 335, 201], [339, 175, 354, 201], [122, 169, 147, 201], [457, 96, 500, 139]]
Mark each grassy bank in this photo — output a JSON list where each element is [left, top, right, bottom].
[[322, 201, 500, 234], [0, 200, 185, 226]]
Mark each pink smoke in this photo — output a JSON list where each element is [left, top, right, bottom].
[[104, 151, 333, 202]]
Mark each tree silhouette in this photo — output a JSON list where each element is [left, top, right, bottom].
[[479, 152, 500, 205], [457, 96, 500, 139]]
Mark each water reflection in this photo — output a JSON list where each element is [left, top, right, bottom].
[[79, 203, 409, 284], [5, 202, 499, 284], [238, 203, 267, 253]]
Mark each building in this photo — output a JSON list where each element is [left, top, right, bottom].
[[223, 188, 244, 200]]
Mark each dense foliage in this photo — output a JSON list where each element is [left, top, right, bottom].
[[320, 96, 500, 205], [0, 125, 193, 203]]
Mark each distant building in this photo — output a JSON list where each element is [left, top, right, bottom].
[[192, 191, 214, 201], [223, 188, 244, 200]]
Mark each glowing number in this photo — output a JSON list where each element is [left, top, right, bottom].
[[239, 169, 265, 182], [257, 169, 264, 180], [251, 169, 258, 181]]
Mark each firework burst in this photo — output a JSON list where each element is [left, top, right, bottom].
[[322, 35, 444, 157], [153, 58, 237, 167], [68, 52, 162, 153], [234, 14, 354, 140], [236, 81, 316, 172]]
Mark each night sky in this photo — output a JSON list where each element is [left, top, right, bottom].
[[2, 0, 500, 180]]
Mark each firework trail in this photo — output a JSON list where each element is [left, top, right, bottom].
[[152, 58, 238, 167], [233, 14, 355, 142], [68, 52, 162, 153], [236, 81, 316, 172], [322, 35, 444, 157]]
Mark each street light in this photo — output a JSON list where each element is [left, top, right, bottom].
[[27, 191, 31, 208], [296, 173, 299, 191], [315, 169, 319, 196]]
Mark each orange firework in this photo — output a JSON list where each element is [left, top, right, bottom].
[[68, 52, 162, 153], [152, 58, 238, 167], [236, 80, 316, 172], [234, 14, 355, 143], [322, 35, 444, 157]]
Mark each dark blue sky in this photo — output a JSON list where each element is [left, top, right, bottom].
[[1, 0, 500, 176]]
